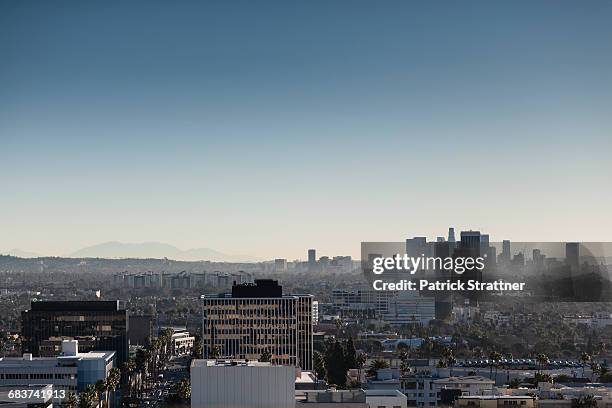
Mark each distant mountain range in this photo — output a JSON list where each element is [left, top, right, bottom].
[[3, 242, 261, 262]]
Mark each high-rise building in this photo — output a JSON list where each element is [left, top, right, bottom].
[[21, 301, 129, 365], [566, 242, 579, 273], [307, 249, 317, 272], [274, 258, 288, 273], [501, 240, 511, 262], [448, 227, 456, 243], [406, 237, 430, 257], [460, 231, 481, 255], [433, 241, 453, 319], [202, 280, 313, 370]]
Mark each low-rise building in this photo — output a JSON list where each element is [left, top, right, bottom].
[[0, 341, 115, 402], [296, 389, 368, 407], [433, 376, 495, 405], [454, 395, 535, 408], [170, 331, 194, 355], [0, 385, 54, 408], [365, 389, 408, 408]]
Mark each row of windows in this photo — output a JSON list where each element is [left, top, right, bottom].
[[0, 373, 75, 380]]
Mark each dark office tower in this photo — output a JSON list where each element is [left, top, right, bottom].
[[460, 231, 481, 256], [202, 280, 313, 370], [433, 241, 452, 319], [448, 228, 456, 243], [480, 234, 489, 247], [21, 301, 129, 365], [501, 240, 511, 262], [308, 249, 317, 271], [532, 249, 544, 270], [129, 315, 153, 346], [478, 234, 495, 267], [566, 243, 580, 273]]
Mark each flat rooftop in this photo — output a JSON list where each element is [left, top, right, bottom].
[[29, 300, 122, 312], [0, 351, 115, 367], [458, 396, 534, 400], [191, 359, 272, 367], [434, 376, 495, 384]]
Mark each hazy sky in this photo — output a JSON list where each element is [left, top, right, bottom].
[[1, 1, 611, 260]]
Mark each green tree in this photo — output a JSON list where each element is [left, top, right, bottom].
[[176, 378, 191, 401], [400, 359, 411, 376], [0, 331, 8, 357], [571, 395, 597, 408], [313, 351, 326, 380], [259, 349, 272, 363], [344, 338, 357, 369], [209, 345, 221, 359], [192, 334, 203, 359], [324, 340, 347, 387], [366, 359, 390, 378], [356, 353, 367, 386]]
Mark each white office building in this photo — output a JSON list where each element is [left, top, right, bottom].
[[383, 291, 436, 326], [365, 389, 408, 408], [171, 331, 194, 355], [0, 341, 115, 403], [190, 359, 295, 408]]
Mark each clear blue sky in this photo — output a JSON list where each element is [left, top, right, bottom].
[[1, 1, 611, 259]]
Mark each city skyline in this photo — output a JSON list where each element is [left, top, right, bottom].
[[2, 1, 612, 259]]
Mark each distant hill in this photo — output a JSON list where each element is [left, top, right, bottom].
[[0, 248, 43, 258], [68, 241, 260, 262]]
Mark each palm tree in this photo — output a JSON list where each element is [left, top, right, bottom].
[[135, 348, 150, 397], [94, 380, 107, 408], [64, 392, 78, 408], [356, 353, 367, 386], [122, 358, 136, 397], [149, 338, 161, 377], [366, 359, 390, 378], [489, 351, 502, 381], [580, 352, 591, 379], [536, 353, 550, 376], [78, 385, 97, 408], [590, 362, 600, 382], [105, 368, 121, 408], [447, 355, 457, 377], [159, 328, 175, 360]]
